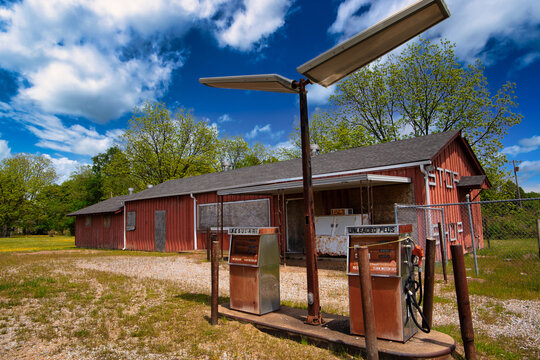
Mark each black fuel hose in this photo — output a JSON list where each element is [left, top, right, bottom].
[[406, 288, 431, 333]]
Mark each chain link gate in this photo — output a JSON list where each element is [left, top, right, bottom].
[[395, 198, 540, 283]]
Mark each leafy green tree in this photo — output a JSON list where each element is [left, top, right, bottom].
[[122, 102, 219, 186], [0, 154, 57, 235], [101, 148, 134, 197], [289, 38, 521, 185], [287, 109, 374, 156]]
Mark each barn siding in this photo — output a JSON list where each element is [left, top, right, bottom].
[[428, 139, 485, 256], [125, 196, 194, 252], [75, 212, 123, 249]]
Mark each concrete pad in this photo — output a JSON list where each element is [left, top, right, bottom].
[[219, 303, 455, 360]]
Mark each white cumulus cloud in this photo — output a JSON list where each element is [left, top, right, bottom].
[[307, 84, 336, 105], [0, 138, 11, 160], [218, 114, 234, 123], [502, 135, 540, 156], [0, 0, 294, 123], [0, 103, 122, 156], [245, 123, 284, 140], [216, 0, 292, 51], [43, 154, 87, 184]]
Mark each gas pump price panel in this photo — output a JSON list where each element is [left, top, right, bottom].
[[347, 224, 411, 276], [228, 227, 280, 315], [346, 224, 417, 343]]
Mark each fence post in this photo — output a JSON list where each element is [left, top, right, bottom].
[[465, 194, 479, 276], [451, 245, 476, 360], [437, 222, 448, 283], [423, 238, 436, 329], [536, 219, 540, 260], [356, 246, 379, 360], [211, 239, 219, 325]]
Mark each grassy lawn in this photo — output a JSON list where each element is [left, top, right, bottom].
[[436, 238, 540, 300], [0, 235, 77, 252], [0, 238, 537, 359]]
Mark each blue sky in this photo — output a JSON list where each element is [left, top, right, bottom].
[[0, 0, 539, 191]]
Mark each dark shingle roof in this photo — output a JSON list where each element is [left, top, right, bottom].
[[67, 195, 131, 216], [127, 130, 461, 202], [457, 175, 488, 189]]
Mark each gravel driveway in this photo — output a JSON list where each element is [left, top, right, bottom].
[[77, 254, 540, 351]]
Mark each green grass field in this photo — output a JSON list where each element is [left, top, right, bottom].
[[0, 235, 76, 252], [436, 238, 540, 300]]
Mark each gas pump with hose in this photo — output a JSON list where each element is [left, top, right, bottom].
[[346, 224, 430, 342]]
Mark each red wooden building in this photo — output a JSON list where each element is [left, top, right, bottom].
[[70, 130, 489, 255]]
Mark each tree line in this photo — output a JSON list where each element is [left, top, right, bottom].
[[0, 37, 526, 236]]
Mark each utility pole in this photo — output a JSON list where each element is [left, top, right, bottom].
[[513, 160, 522, 207]]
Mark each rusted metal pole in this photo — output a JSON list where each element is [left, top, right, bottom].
[[423, 238, 436, 329], [297, 80, 322, 325], [536, 219, 540, 259], [211, 239, 219, 325], [451, 245, 476, 360], [206, 228, 210, 261], [220, 195, 224, 260], [356, 246, 379, 360], [465, 194, 479, 276], [437, 222, 448, 283]]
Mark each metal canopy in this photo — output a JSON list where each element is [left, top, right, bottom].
[[199, 74, 299, 94], [297, 0, 450, 87], [218, 174, 411, 195]]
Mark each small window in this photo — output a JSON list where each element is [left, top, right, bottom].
[[103, 215, 111, 228], [85, 216, 92, 227], [126, 211, 136, 231]]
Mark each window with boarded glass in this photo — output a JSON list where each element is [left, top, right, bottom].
[[103, 215, 111, 228], [126, 211, 136, 231], [85, 216, 92, 227], [197, 199, 270, 230]]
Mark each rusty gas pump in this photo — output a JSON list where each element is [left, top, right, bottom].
[[346, 224, 429, 342]]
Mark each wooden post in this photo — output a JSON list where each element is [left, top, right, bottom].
[[451, 245, 476, 360], [211, 240, 219, 325], [356, 246, 379, 360], [536, 219, 540, 259], [437, 222, 448, 283], [423, 238, 436, 329]]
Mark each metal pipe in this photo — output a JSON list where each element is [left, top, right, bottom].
[[190, 193, 198, 250], [451, 245, 476, 360], [423, 238, 436, 329], [211, 239, 219, 325], [356, 246, 379, 360], [206, 228, 210, 261], [298, 81, 322, 325], [220, 195, 224, 260], [465, 194, 479, 276], [122, 203, 127, 250], [397, 197, 540, 208], [437, 222, 448, 283], [419, 164, 432, 239]]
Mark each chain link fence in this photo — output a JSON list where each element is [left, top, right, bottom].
[[396, 198, 540, 299]]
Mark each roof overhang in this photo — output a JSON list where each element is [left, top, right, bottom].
[[457, 175, 490, 190], [217, 173, 411, 195]]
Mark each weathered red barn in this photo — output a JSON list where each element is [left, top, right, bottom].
[[69, 195, 129, 249], [70, 130, 489, 255]]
